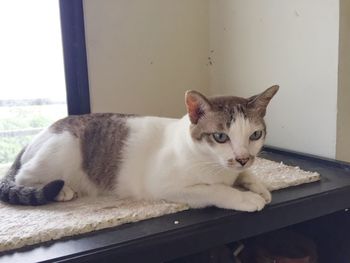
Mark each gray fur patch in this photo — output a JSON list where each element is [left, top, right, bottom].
[[190, 96, 261, 141], [51, 113, 133, 190], [189, 85, 278, 142], [200, 133, 216, 146]]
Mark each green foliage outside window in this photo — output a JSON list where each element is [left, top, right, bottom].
[[0, 104, 66, 172]]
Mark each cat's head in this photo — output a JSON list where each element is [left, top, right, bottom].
[[185, 85, 279, 171]]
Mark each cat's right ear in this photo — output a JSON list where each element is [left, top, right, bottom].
[[185, 90, 211, 124]]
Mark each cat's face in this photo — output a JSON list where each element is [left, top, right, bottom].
[[185, 85, 279, 171]]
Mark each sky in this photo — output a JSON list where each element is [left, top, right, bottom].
[[0, 0, 66, 101]]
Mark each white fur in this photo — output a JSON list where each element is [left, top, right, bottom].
[[16, 114, 269, 212], [117, 114, 268, 211], [55, 185, 76, 202], [16, 130, 99, 197]]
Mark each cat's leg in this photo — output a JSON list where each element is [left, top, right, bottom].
[[162, 184, 266, 212], [235, 171, 271, 203], [17, 164, 77, 202], [16, 161, 47, 187], [16, 147, 78, 202]]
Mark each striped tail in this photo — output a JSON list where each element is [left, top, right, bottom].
[[0, 179, 64, 206], [0, 149, 64, 206]]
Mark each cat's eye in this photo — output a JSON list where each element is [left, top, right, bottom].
[[250, 130, 263, 141], [212, 133, 229, 143]]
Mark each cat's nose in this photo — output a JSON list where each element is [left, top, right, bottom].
[[235, 157, 249, 166]]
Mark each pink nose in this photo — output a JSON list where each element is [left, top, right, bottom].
[[235, 157, 249, 166]]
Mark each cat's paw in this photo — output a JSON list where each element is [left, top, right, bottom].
[[236, 191, 266, 212], [259, 187, 272, 204], [55, 185, 77, 202], [243, 182, 272, 204], [252, 184, 272, 204]]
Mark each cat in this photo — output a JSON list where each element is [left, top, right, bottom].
[[0, 85, 279, 212]]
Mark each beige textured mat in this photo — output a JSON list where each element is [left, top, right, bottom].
[[0, 158, 320, 252]]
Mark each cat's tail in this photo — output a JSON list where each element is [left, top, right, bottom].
[[0, 179, 64, 206], [0, 148, 65, 206]]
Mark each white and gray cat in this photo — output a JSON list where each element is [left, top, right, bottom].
[[0, 85, 278, 211]]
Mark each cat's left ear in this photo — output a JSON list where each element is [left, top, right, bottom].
[[247, 85, 279, 117], [185, 90, 211, 124]]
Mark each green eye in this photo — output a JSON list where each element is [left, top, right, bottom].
[[250, 130, 263, 141], [212, 133, 229, 143]]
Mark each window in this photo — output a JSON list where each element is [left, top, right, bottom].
[[0, 0, 90, 177], [0, 1, 68, 177]]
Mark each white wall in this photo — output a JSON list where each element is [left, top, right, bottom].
[[83, 0, 209, 118], [209, 0, 339, 158], [83, 0, 341, 159]]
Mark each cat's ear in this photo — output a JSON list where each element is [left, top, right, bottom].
[[185, 90, 211, 124], [247, 85, 279, 117]]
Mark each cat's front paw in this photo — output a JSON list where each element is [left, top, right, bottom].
[[243, 182, 272, 204], [260, 188, 272, 204], [253, 184, 272, 204], [236, 191, 266, 212]]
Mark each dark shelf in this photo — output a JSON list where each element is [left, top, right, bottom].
[[1, 147, 350, 263]]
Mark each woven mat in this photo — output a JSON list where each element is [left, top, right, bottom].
[[0, 158, 320, 252]]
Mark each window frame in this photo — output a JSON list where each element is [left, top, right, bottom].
[[59, 0, 91, 115]]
